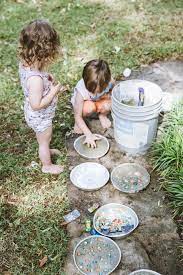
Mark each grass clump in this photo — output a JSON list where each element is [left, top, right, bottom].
[[165, 179, 183, 216], [152, 103, 183, 218], [153, 104, 183, 179]]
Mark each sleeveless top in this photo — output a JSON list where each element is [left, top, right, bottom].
[[19, 64, 57, 132]]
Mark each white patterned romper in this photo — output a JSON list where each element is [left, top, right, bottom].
[[19, 64, 57, 133]]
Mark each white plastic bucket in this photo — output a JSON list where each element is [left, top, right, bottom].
[[112, 80, 162, 155]]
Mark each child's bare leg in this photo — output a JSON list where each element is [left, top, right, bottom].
[[36, 126, 64, 174], [98, 114, 111, 129], [96, 99, 111, 129], [73, 101, 96, 134]]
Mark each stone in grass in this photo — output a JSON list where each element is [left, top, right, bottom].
[[123, 68, 132, 78]]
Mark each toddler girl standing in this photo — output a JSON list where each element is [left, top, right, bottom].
[[18, 19, 65, 174]]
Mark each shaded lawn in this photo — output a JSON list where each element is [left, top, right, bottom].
[[0, 0, 183, 273]]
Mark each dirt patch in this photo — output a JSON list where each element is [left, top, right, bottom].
[[64, 61, 183, 275]]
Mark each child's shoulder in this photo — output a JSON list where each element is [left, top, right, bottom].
[[75, 78, 85, 89], [19, 63, 46, 79], [72, 78, 90, 102]]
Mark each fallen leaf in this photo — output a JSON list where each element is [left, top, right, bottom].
[[7, 196, 20, 205], [60, 221, 68, 226], [15, 0, 24, 3], [39, 256, 48, 267]]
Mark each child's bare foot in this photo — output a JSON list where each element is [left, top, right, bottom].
[[73, 123, 83, 134], [99, 114, 111, 129], [50, 149, 61, 156], [42, 164, 64, 175]]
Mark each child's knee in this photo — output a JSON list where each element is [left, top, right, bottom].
[[83, 101, 96, 116], [96, 100, 111, 114]]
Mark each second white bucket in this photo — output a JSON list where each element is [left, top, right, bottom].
[[112, 80, 162, 155]]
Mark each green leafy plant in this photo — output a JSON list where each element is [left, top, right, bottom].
[[152, 103, 183, 216], [166, 179, 183, 216], [153, 127, 183, 178]]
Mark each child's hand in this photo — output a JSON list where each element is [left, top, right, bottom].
[[50, 82, 62, 95], [51, 83, 68, 95], [83, 134, 101, 149], [59, 85, 68, 93]]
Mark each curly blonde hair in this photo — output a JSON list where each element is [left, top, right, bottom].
[[18, 19, 60, 68]]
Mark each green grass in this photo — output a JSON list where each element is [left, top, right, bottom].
[[0, 0, 183, 273], [152, 103, 183, 218], [153, 104, 183, 178], [165, 180, 183, 216]]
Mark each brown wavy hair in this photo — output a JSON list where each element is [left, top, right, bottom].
[[82, 59, 111, 94], [18, 19, 60, 69]]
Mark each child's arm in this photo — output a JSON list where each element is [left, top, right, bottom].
[[28, 76, 61, 111], [111, 77, 115, 84], [110, 77, 116, 90], [74, 92, 100, 148]]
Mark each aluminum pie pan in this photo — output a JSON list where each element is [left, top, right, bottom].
[[111, 163, 150, 193], [129, 269, 161, 275], [73, 235, 121, 275], [74, 134, 110, 159], [93, 203, 139, 238], [70, 162, 109, 191]]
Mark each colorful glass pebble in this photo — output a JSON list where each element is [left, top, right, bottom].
[[95, 215, 134, 236]]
